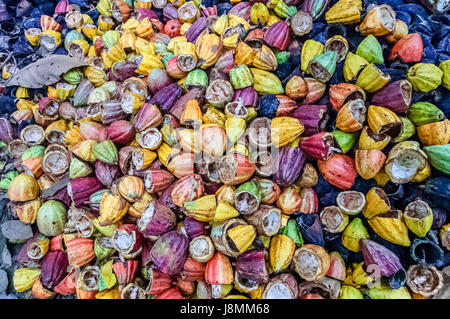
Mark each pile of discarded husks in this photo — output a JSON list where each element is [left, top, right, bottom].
[[0, 0, 449, 299]]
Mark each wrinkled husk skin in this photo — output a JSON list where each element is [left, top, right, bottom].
[[407, 63, 443, 93], [407, 102, 444, 126], [355, 149, 386, 180], [273, 146, 306, 187], [424, 144, 450, 175], [417, 120, 450, 146], [264, 21, 290, 51], [317, 154, 357, 190], [360, 239, 403, 277], [37, 200, 67, 237], [368, 212, 411, 246], [8, 173, 40, 202], [293, 244, 330, 281], [271, 117, 304, 147], [269, 234, 295, 272], [14, 268, 41, 293], [325, 0, 362, 24], [196, 34, 223, 69], [98, 192, 130, 226], [341, 217, 369, 252], [205, 252, 233, 285], [40, 251, 69, 290], [150, 231, 189, 276], [236, 249, 268, 283], [138, 200, 176, 237], [361, 187, 389, 219], [371, 80, 412, 114]]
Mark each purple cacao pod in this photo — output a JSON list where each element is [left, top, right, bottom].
[[185, 17, 207, 43], [150, 83, 182, 113], [110, 61, 138, 82], [137, 200, 177, 238], [163, 4, 178, 21], [183, 216, 209, 240], [101, 100, 128, 125], [233, 87, 258, 107], [133, 103, 163, 132], [44, 186, 72, 207], [0, 117, 17, 143], [135, 8, 158, 20], [75, 106, 89, 120], [95, 161, 122, 187], [236, 249, 268, 283], [41, 251, 69, 290], [360, 239, 403, 278], [228, 2, 252, 20], [158, 182, 180, 213], [263, 21, 290, 51], [147, 68, 173, 95], [67, 176, 104, 207], [370, 80, 412, 114], [150, 231, 189, 275], [273, 146, 306, 187], [291, 104, 328, 136], [203, 182, 222, 195], [141, 238, 154, 267]]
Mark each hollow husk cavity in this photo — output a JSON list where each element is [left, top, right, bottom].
[[319, 206, 347, 233], [336, 191, 365, 215], [20, 124, 45, 145], [234, 271, 260, 293], [42, 150, 69, 178], [78, 266, 100, 291], [262, 274, 297, 299], [410, 238, 444, 265], [349, 99, 367, 126], [290, 11, 313, 36], [218, 155, 238, 184], [113, 228, 140, 258], [75, 213, 95, 238], [189, 236, 214, 262], [8, 139, 29, 158], [325, 36, 349, 63], [254, 151, 275, 177], [226, 100, 248, 118], [298, 280, 333, 299], [234, 182, 260, 215], [307, 51, 337, 83], [121, 283, 147, 299], [385, 142, 427, 184], [293, 248, 323, 281], [406, 265, 443, 297], [248, 117, 272, 147], [404, 200, 432, 221], [137, 128, 162, 149]]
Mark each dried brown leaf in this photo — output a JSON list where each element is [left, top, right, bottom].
[[5, 55, 87, 88]]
